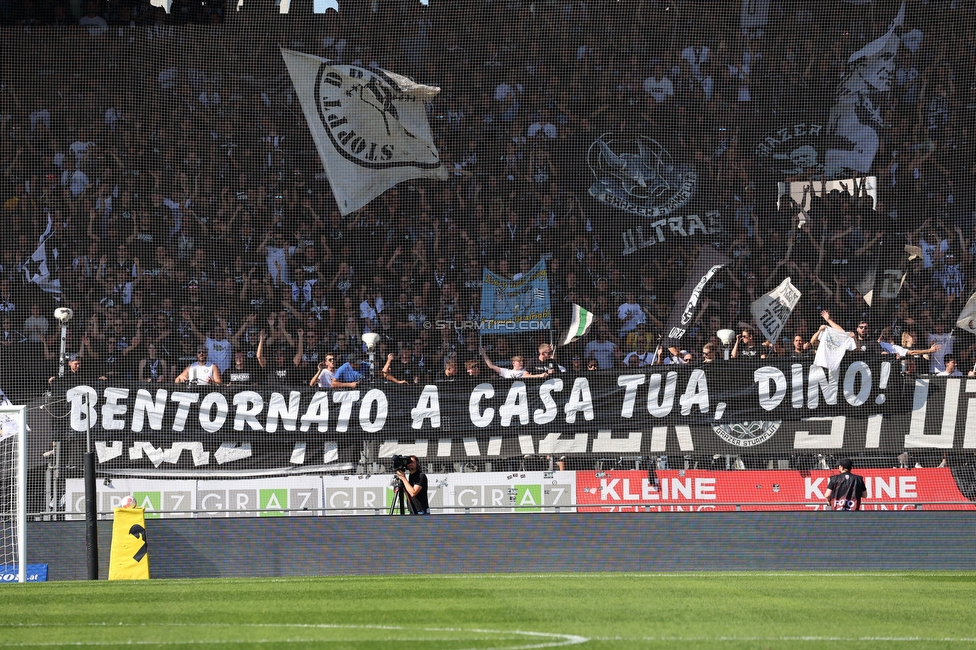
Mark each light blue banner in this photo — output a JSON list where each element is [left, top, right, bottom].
[[479, 261, 552, 335]]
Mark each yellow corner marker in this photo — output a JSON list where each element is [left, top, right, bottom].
[[108, 505, 150, 580]]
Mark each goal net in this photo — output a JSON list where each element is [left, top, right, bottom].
[[0, 406, 27, 583]]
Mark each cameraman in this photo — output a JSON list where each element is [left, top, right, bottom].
[[395, 455, 430, 515]]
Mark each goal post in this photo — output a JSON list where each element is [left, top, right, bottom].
[[0, 405, 27, 584]]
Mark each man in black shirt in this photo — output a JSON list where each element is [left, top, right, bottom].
[[226, 350, 259, 385], [731, 328, 761, 359], [824, 458, 867, 511], [851, 320, 882, 356], [385, 344, 420, 384], [528, 343, 562, 376], [256, 330, 302, 386], [261, 347, 301, 385], [396, 455, 430, 515]]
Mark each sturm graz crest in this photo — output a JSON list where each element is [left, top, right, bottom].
[[587, 134, 697, 219], [712, 420, 781, 448]]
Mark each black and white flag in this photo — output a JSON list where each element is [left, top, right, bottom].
[[751, 277, 801, 345], [856, 240, 918, 311], [23, 213, 61, 296], [823, 3, 904, 177], [956, 292, 976, 335], [282, 49, 448, 215], [661, 247, 730, 348]]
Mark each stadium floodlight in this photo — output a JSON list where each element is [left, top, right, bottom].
[[716, 329, 735, 361], [361, 333, 380, 350], [54, 308, 73, 380], [716, 329, 735, 346], [362, 333, 381, 381]]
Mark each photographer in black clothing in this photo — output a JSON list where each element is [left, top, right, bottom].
[[824, 458, 867, 511], [48, 354, 97, 390], [395, 454, 430, 515]]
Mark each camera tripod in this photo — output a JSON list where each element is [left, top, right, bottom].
[[389, 476, 409, 515]]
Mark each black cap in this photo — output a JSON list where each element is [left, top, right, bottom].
[[66, 353, 80, 362], [197, 346, 208, 353], [838, 458, 853, 471]]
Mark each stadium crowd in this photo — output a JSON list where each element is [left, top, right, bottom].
[[2, 0, 976, 401]]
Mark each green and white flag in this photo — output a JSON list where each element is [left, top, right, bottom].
[[559, 304, 594, 346]]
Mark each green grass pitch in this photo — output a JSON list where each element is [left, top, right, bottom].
[[1, 573, 974, 648]]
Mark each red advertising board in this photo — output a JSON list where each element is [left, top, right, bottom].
[[575, 468, 975, 511]]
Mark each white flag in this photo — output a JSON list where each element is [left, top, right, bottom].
[[282, 49, 448, 215], [559, 304, 594, 347], [23, 213, 61, 296], [750, 277, 801, 345], [740, 0, 769, 36], [956, 292, 976, 334]]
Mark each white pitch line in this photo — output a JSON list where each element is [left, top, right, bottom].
[[592, 636, 976, 643], [411, 571, 920, 579], [0, 623, 588, 650], [222, 571, 933, 583]]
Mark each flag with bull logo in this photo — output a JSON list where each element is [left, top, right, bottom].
[[282, 49, 448, 215], [578, 130, 722, 259]]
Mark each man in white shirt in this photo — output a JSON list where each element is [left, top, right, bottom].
[[813, 310, 856, 372], [187, 317, 233, 372], [616, 292, 646, 337], [260, 231, 296, 285], [642, 64, 674, 103], [927, 322, 954, 374], [309, 354, 358, 389], [480, 348, 551, 380], [78, 2, 108, 36], [174, 346, 223, 385], [584, 325, 618, 370], [23, 304, 49, 343]]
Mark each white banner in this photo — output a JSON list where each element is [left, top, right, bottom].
[[751, 277, 801, 344], [282, 49, 448, 215], [66, 472, 578, 518], [776, 177, 877, 215], [740, 0, 769, 36]]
